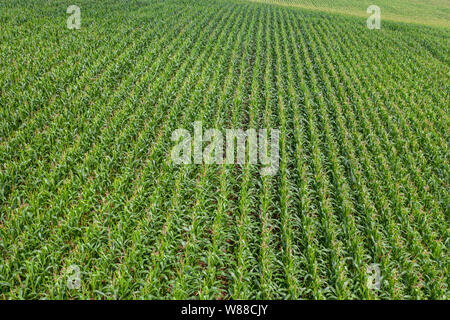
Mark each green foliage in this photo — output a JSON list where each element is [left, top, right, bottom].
[[0, 0, 448, 299], [246, 0, 450, 28]]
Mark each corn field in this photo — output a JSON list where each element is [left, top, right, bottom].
[[0, 0, 448, 300]]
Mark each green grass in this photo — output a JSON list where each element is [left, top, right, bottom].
[[246, 0, 450, 28], [0, 0, 448, 299]]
